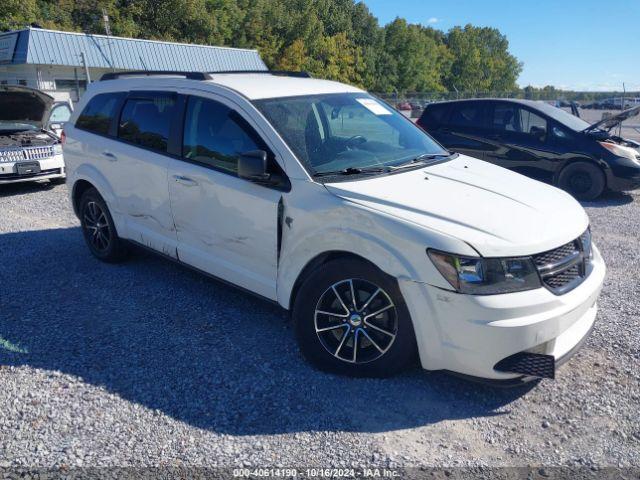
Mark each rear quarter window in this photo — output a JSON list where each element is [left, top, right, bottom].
[[75, 93, 124, 136], [448, 102, 485, 128], [418, 103, 449, 129], [118, 94, 177, 153]]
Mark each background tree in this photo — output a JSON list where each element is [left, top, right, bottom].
[[0, 0, 526, 95], [444, 24, 522, 93]]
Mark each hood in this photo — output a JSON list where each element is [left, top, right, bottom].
[[0, 86, 55, 129], [324, 155, 589, 257], [584, 104, 640, 132]]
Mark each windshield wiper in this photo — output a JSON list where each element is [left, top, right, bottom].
[[313, 166, 390, 177], [390, 152, 454, 170]]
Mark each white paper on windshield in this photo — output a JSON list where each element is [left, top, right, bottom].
[[356, 98, 392, 115]]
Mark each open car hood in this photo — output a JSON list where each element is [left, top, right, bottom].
[[0, 85, 55, 129], [584, 104, 640, 132]]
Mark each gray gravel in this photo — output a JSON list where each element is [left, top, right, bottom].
[[0, 180, 638, 470]]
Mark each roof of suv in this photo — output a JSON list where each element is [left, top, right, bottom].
[[205, 73, 363, 100], [96, 72, 364, 101]]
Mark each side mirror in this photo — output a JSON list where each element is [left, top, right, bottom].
[[238, 150, 270, 182], [48, 122, 65, 132]]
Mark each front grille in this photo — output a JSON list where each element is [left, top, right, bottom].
[[532, 231, 591, 295], [0, 146, 55, 163], [533, 241, 575, 267]]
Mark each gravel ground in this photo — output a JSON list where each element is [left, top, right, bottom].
[[0, 180, 638, 473]]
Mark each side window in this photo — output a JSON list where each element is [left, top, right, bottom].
[[118, 94, 177, 152], [519, 109, 547, 136], [182, 97, 263, 174], [449, 103, 483, 128], [491, 103, 520, 132], [49, 104, 72, 123], [76, 93, 124, 135], [419, 104, 449, 129]]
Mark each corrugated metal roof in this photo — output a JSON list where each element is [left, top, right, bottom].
[[2, 28, 267, 72]]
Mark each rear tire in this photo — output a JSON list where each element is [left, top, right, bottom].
[[557, 162, 605, 200], [79, 187, 129, 263], [293, 258, 417, 377]]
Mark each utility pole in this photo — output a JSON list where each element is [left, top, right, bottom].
[[103, 9, 116, 71], [80, 52, 91, 84]]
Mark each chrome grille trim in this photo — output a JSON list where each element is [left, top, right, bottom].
[[532, 230, 591, 295], [0, 146, 55, 163]]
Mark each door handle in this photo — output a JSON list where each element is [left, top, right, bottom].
[[173, 175, 198, 187], [101, 151, 118, 161]]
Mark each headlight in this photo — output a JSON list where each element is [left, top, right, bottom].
[[580, 227, 593, 259], [53, 144, 63, 155], [599, 141, 640, 164], [427, 250, 541, 295]]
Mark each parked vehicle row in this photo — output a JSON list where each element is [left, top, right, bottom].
[[61, 71, 606, 384], [417, 99, 640, 200], [0, 86, 72, 184], [582, 97, 640, 110]]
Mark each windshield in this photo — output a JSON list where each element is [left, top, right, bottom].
[[254, 93, 449, 175], [0, 121, 39, 132], [530, 101, 591, 131]]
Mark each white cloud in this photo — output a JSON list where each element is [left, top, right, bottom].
[[426, 17, 440, 24]]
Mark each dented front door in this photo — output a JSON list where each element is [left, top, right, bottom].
[[167, 159, 280, 300]]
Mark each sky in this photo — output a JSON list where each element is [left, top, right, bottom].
[[364, 0, 640, 91]]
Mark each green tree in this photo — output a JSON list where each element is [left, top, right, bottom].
[[0, 0, 38, 31], [445, 24, 522, 93], [380, 18, 450, 93]]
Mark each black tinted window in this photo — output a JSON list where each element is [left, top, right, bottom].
[[449, 103, 483, 128], [183, 97, 262, 174], [419, 103, 449, 128], [118, 95, 176, 152], [76, 93, 124, 135], [491, 103, 519, 132], [519, 109, 547, 136]]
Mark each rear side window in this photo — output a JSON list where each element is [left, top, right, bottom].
[[519, 109, 547, 135], [449, 103, 484, 128], [76, 93, 124, 135], [118, 94, 177, 152], [491, 103, 519, 132], [418, 103, 449, 129], [182, 97, 264, 174]]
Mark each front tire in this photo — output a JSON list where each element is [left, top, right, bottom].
[[557, 162, 605, 200], [293, 258, 417, 377], [79, 187, 129, 263]]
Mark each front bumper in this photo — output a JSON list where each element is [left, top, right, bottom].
[[400, 245, 606, 380], [0, 155, 65, 184], [605, 157, 640, 191]]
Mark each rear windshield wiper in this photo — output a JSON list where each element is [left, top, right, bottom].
[[313, 166, 390, 177], [390, 152, 455, 170]]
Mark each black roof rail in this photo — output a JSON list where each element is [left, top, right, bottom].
[[100, 70, 312, 81], [206, 70, 312, 78], [100, 71, 212, 81]]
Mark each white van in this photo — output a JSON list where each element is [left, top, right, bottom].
[[63, 71, 605, 384]]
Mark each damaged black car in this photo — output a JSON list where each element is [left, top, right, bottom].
[[418, 99, 640, 200]]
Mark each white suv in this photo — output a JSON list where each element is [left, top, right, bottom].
[[64, 71, 605, 383]]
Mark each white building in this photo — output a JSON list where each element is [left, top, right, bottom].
[[0, 27, 267, 102]]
